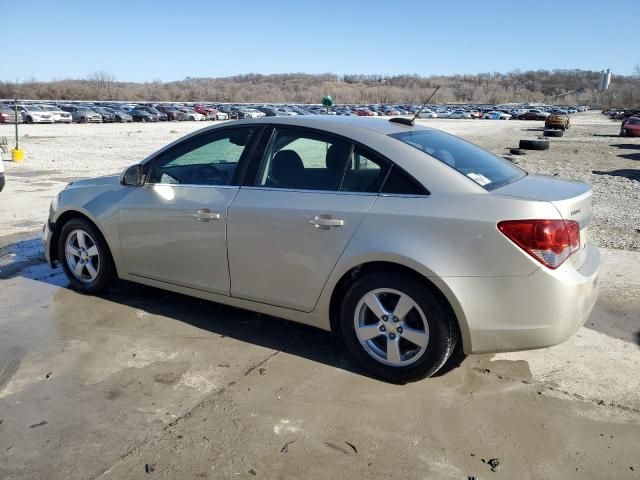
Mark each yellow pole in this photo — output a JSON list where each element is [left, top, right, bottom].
[[12, 99, 24, 162]]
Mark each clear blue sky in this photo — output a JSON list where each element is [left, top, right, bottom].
[[3, 0, 638, 82]]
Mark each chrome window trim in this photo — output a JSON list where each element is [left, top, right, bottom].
[[239, 186, 377, 197], [378, 192, 431, 199], [143, 183, 240, 190]]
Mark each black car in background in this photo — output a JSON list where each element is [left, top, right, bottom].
[[256, 106, 279, 116], [155, 105, 186, 121], [127, 108, 157, 122], [91, 107, 117, 123], [104, 107, 133, 122], [139, 106, 168, 121]]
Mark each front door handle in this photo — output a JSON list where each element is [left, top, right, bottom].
[[308, 214, 345, 229], [193, 208, 221, 222]]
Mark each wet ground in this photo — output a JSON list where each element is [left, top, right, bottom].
[[0, 239, 639, 479]]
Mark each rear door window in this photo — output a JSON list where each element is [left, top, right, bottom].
[[390, 129, 525, 190], [254, 128, 352, 191]]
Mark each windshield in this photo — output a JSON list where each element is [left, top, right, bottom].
[[390, 129, 526, 190], [28, 105, 45, 111]]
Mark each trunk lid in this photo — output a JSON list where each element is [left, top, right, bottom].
[[494, 174, 592, 268]]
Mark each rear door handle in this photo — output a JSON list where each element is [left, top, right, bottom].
[[308, 214, 345, 229], [193, 208, 221, 222]]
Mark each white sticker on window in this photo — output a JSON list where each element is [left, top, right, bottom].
[[466, 172, 491, 186]]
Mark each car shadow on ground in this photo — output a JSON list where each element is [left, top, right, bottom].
[[608, 143, 640, 161], [592, 169, 640, 182], [609, 143, 640, 150], [618, 153, 640, 161], [18, 259, 467, 383]]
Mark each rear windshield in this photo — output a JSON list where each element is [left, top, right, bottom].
[[390, 129, 525, 190]]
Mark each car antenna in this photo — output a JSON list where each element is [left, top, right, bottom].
[[389, 85, 440, 126]]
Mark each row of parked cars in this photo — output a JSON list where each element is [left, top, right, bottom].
[[0, 103, 233, 124], [0, 101, 588, 124], [600, 109, 640, 137]]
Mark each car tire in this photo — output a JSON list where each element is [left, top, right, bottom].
[[80, 117, 87, 124], [519, 139, 550, 150], [57, 218, 113, 293], [543, 129, 563, 138], [340, 272, 458, 383], [509, 148, 526, 155], [26, 116, 33, 124]]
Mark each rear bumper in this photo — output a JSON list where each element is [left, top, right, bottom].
[[448, 242, 600, 354]]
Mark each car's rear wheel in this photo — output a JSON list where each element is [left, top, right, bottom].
[[58, 218, 113, 293], [340, 272, 457, 383]]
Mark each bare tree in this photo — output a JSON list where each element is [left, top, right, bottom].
[[1, 70, 639, 107], [88, 71, 116, 99]]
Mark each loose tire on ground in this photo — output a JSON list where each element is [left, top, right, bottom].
[[519, 139, 550, 150], [57, 218, 113, 293], [340, 272, 458, 383], [509, 148, 526, 155], [543, 129, 564, 138]]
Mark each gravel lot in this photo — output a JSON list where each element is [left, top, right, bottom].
[[0, 111, 639, 479], [1, 110, 638, 250]]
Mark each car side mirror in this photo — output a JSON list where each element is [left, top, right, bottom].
[[120, 164, 143, 186]]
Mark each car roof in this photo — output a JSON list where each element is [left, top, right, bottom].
[[237, 114, 429, 136]]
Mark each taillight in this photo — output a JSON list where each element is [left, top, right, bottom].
[[498, 219, 580, 269]]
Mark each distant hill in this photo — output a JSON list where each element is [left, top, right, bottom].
[[1, 70, 638, 107]]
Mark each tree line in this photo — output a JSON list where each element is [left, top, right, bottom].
[[1, 69, 638, 107]]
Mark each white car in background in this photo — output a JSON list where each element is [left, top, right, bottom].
[[16, 105, 55, 124], [42, 105, 73, 123], [181, 109, 206, 121], [417, 109, 437, 118], [240, 108, 267, 119], [483, 111, 512, 120], [213, 110, 229, 121], [448, 110, 472, 119]]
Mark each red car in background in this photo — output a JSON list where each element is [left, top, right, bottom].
[[193, 105, 229, 121], [0, 107, 22, 123], [356, 108, 376, 116], [620, 116, 640, 137]]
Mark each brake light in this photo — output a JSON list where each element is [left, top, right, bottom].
[[498, 219, 580, 269]]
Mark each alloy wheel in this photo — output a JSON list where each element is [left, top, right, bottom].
[[65, 229, 100, 283], [354, 288, 429, 367]]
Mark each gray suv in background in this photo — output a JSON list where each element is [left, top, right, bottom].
[[58, 105, 103, 124]]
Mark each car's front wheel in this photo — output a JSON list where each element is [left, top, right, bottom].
[[58, 218, 113, 293], [340, 272, 457, 383]]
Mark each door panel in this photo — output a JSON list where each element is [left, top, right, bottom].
[[118, 184, 238, 294], [227, 189, 375, 311]]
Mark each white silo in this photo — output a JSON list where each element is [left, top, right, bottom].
[[604, 69, 611, 90]]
